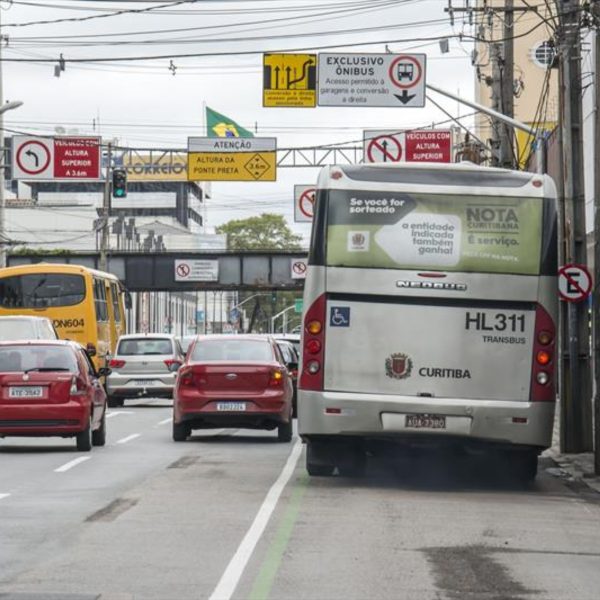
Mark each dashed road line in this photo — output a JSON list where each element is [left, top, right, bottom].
[[115, 433, 141, 445], [0, 493, 11, 500], [54, 456, 91, 473], [106, 411, 135, 419], [157, 417, 172, 426], [208, 439, 302, 600]]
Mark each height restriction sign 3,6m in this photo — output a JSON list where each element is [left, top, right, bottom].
[[318, 53, 426, 108], [187, 137, 277, 182]]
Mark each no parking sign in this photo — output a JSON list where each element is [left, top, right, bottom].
[[558, 264, 592, 303]]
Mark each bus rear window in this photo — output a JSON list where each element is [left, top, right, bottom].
[[325, 191, 544, 275], [0, 274, 86, 308]]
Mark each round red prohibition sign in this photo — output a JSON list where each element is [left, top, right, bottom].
[[367, 135, 402, 163], [388, 55, 423, 90], [176, 263, 191, 278], [16, 141, 52, 175], [292, 261, 307, 275], [299, 188, 316, 219], [558, 263, 592, 303]]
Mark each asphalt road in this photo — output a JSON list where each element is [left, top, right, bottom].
[[1, 398, 599, 600]]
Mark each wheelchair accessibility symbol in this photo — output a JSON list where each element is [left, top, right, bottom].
[[330, 306, 350, 327]]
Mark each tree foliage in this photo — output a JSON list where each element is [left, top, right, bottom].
[[216, 213, 303, 251]]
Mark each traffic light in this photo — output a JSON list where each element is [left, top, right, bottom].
[[271, 291, 277, 304], [112, 168, 127, 198]]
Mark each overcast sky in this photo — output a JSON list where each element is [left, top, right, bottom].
[[1, 0, 478, 237]]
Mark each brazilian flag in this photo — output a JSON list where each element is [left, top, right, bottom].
[[206, 107, 254, 138]]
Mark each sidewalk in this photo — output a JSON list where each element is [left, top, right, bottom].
[[542, 405, 600, 493]]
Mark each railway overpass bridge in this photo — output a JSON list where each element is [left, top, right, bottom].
[[7, 250, 308, 292]]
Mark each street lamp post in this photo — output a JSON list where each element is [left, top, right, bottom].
[[0, 100, 25, 269]]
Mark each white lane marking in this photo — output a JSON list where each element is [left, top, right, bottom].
[[106, 411, 135, 419], [115, 433, 141, 445], [54, 456, 91, 473], [0, 493, 11, 500], [208, 439, 302, 600], [157, 417, 172, 426]]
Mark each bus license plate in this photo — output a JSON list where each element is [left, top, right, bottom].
[[9, 386, 43, 399], [217, 402, 246, 412], [405, 414, 446, 429]]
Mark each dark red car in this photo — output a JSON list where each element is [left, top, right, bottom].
[[172, 335, 294, 443], [0, 340, 109, 451]]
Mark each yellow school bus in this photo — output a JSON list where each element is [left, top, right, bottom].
[[0, 263, 130, 368]]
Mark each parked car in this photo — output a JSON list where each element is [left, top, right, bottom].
[[106, 333, 184, 407], [275, 339, 299, 417], [0, 316, 58, 341], [172, 334, 293, 442], [0, 340, 109, 451]]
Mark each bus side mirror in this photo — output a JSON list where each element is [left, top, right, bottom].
[[124, 291, 132, 309], [86, 343, 97, 357]]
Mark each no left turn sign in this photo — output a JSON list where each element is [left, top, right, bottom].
[[558, 263, 592, 302]]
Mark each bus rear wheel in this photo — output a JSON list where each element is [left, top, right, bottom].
[[306, 440, 335, 477]]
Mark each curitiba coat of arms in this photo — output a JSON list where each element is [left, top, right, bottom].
[[385, 352, 413, 379]]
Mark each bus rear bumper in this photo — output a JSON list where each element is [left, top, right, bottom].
[[298, 390, 556, 450]]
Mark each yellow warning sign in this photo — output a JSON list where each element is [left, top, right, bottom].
[[188, 152, 276, 182], [263, 53, 317, 108]]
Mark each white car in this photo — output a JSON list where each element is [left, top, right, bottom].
[[0, 316, 59, 341], [106, 334, 184, 407]]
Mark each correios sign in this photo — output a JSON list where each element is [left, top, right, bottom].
[[120, 150, 188, 181]]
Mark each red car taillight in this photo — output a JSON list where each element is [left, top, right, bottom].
[[109, 359, 126, 369], [269, 369, 285, 387], [70, 375, 87, 396], [179, 368, 194, 387], [300, 293, 326, 391], [531, 305, 556, 401]]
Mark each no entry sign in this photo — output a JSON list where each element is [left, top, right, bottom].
[[558, 264, 592, 302]]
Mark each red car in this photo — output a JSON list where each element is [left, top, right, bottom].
[[0, 340, 109, 451], [172, 335, 294, 443]]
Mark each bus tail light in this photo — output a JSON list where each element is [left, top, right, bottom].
[[531, 305, 556, 402], [109, 359, 126, 369], [300, 293, 326, 391]]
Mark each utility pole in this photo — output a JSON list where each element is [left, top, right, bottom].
[[99, 142, 112, 273], [558, 0, 593, 452], [593, 2, 600, 474], [500, 0, 515, 168]]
